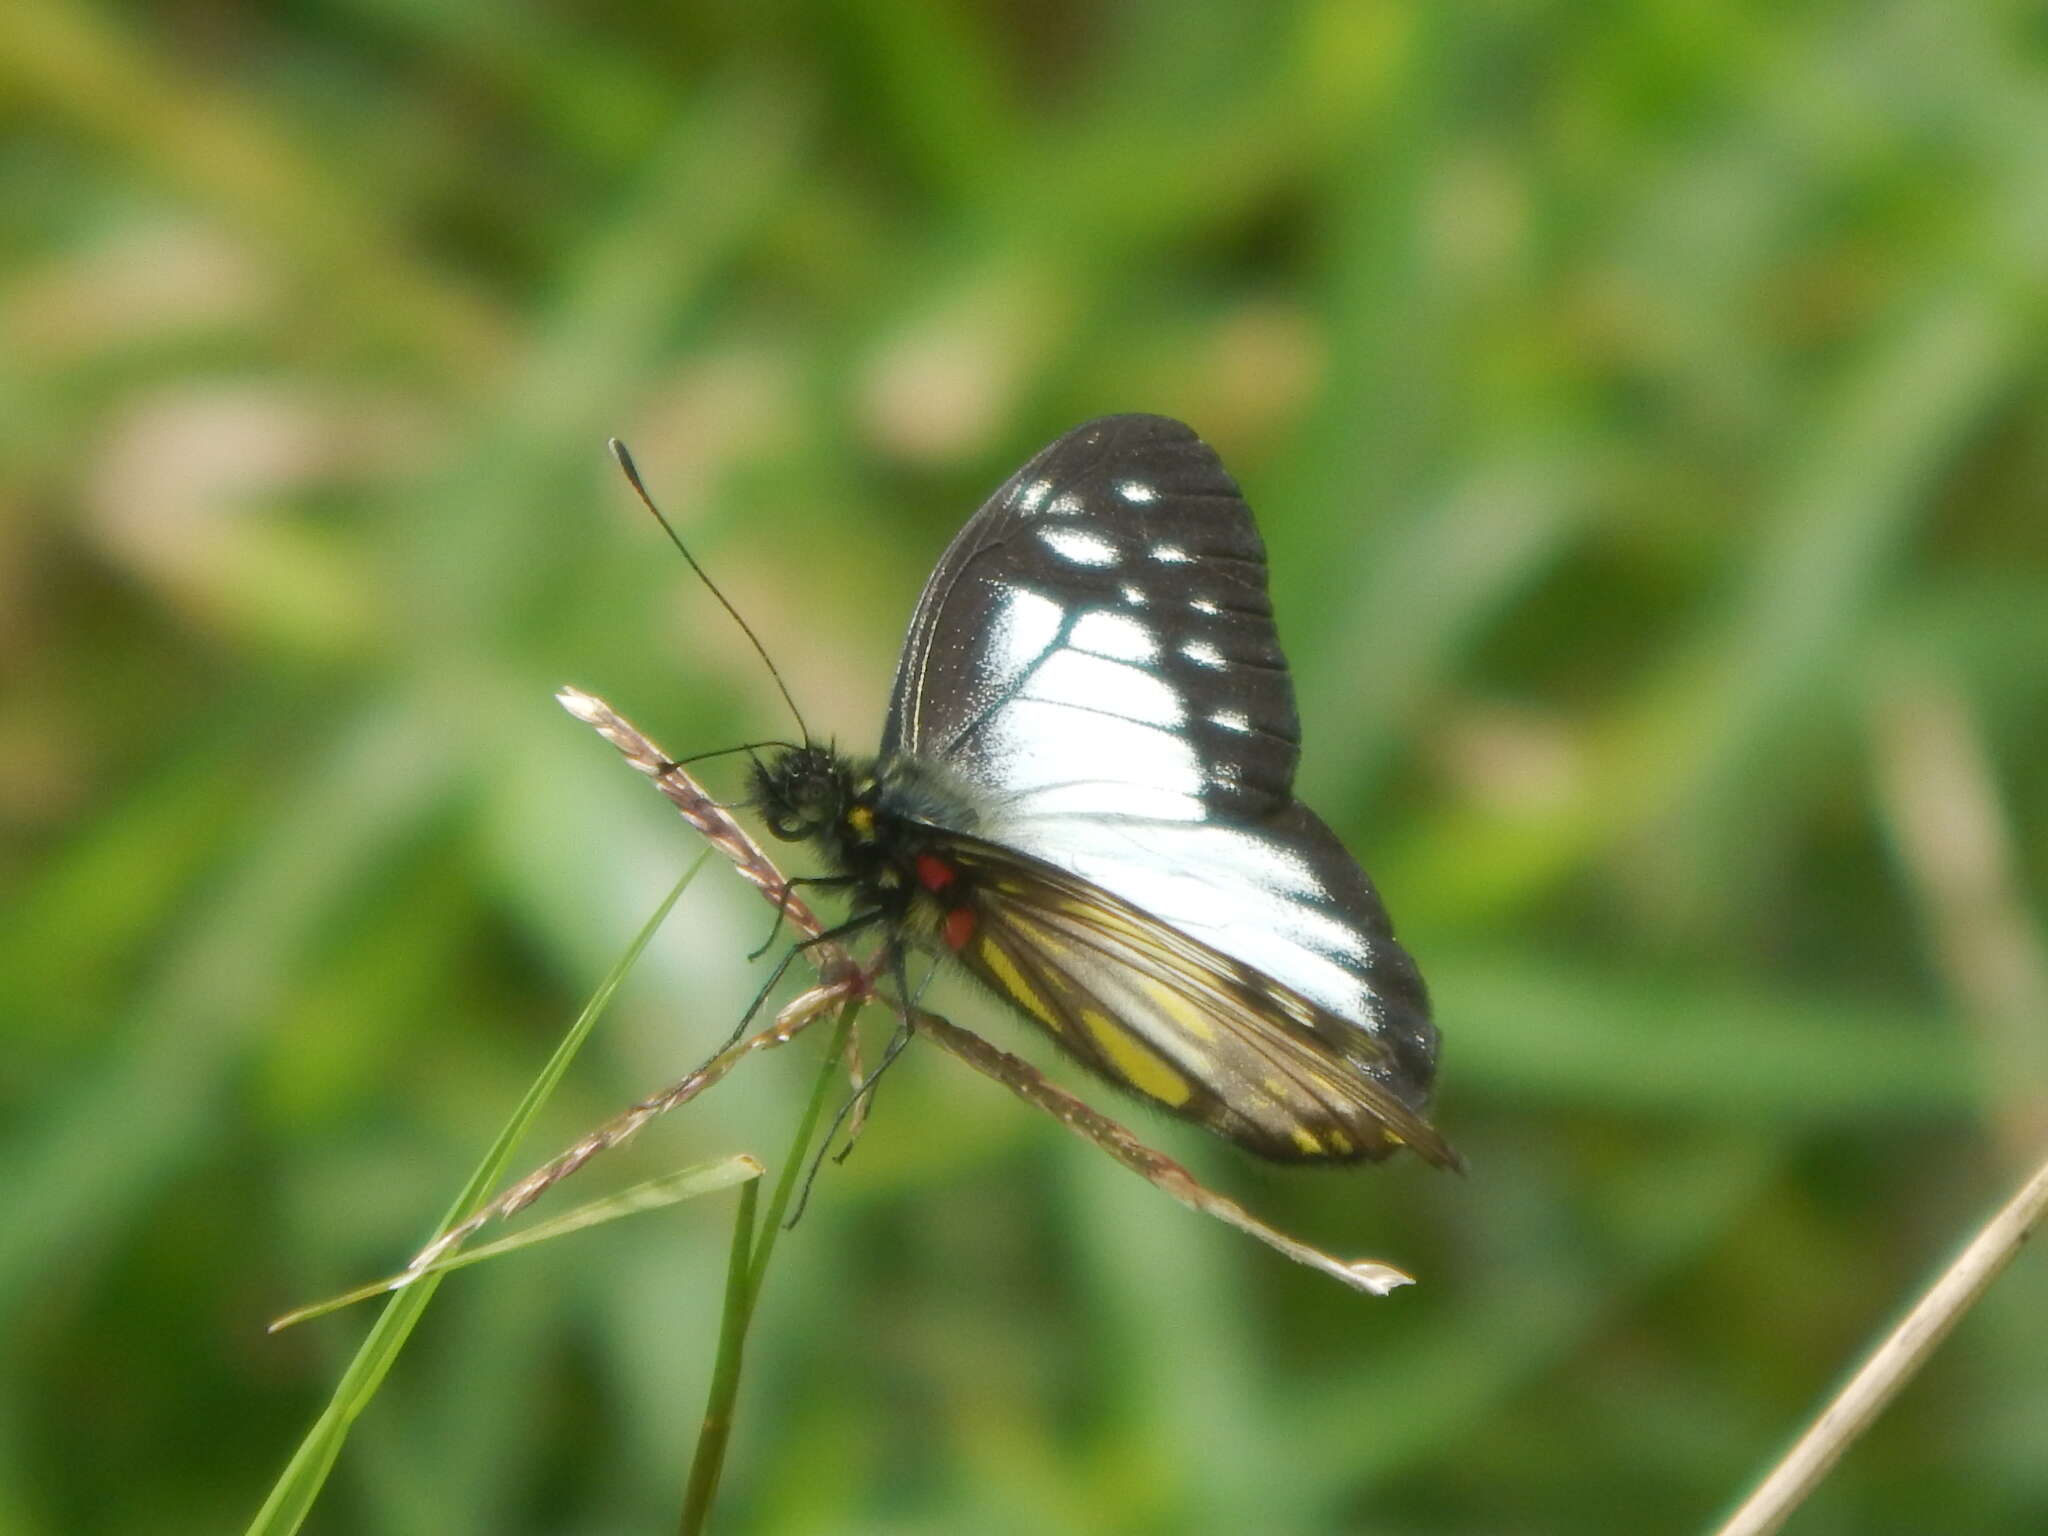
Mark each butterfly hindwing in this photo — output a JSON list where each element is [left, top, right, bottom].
[[938, 829, 1457, 1166]]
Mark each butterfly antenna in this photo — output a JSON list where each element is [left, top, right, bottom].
[[609, 438, 812, 743]]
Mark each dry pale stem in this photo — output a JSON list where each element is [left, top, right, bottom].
[[1714, 1149, 2048, 1536]]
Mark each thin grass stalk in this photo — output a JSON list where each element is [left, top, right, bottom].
[[680, 1002, 861, 1534], [681, 1180, 758, 1536]]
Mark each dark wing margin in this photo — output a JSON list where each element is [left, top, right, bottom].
[[881, 414, 1303, 822], [937, 832, 1458, 1169]]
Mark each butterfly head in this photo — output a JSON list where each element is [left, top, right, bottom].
[[750, 744, 861, 846]]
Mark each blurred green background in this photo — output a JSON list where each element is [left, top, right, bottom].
[[5, 2, 2045, 1532]]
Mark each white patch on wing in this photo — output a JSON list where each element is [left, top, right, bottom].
[[986, 812, 1378, 1029], [1210, 709, 1251, 733], [1120, 584, 1148, 605], [1040, 527, 1120, 566], [1151, 542, 1192, 564], [1117, 479, 1158, 504], [1024, 649, 1182, 726], [984, 586, 1066, 680], [1016, 478, 1053, 514], [948, 587, 1209, 823], [937, 584, 1068, 753], [1182, 639, 1226, 669], [979, 700, 1207, 822], [1190, 597, 1220, 614], [1071, 609, 1159, 664]]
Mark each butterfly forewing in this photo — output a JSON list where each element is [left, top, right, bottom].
[[871, 414, 1445, 1157], [883, 413, 1300, 822]]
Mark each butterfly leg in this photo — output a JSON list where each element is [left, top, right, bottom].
[[748, 875, 856, 961], [710, 908, 885, 1059], [828, 946, 925, 1167], [784, 945, 919, 1227]]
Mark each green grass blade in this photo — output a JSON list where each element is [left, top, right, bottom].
[[245, 853, 707, 1536], [269, 1154, 763, 1332]]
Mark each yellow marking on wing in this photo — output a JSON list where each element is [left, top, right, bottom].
[[1325, 1130, 1354, 1155], [846, 805, 875, 837], [1005, 911, 1055, 940], [1290, 1127, 1325, 1155], [1132, 975, 1218, 1041], [1080, 1009, 1192, 1107], [978, 938, 1061, 1032]]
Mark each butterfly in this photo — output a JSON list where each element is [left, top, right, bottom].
[[751, 414, 1457, 1169]]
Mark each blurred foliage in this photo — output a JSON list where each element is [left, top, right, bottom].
[[2, 1, 2045, 1532]]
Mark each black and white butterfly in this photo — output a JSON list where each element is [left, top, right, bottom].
[[752, 414, 1456, 1168]]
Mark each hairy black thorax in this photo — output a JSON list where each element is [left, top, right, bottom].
[[749, 744, 988, 942]]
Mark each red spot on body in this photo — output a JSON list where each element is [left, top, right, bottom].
[[915, 854, 956, 892], [944, 907, 977, 950]]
